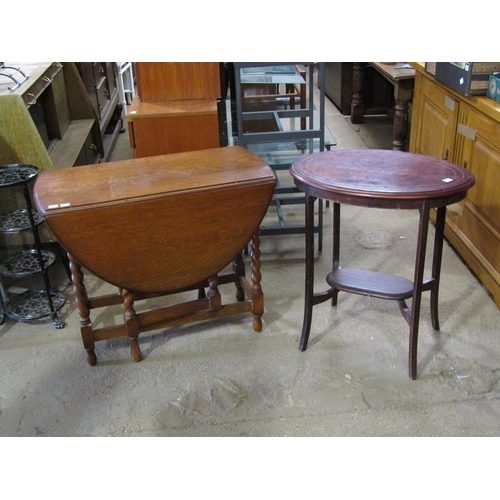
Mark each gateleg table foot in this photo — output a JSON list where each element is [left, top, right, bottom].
[[249, 231, 263, 332], [122, 288, 142, 363], [86, 349, 97, 366]]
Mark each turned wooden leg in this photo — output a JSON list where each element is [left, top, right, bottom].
[[351, 62, 365, 124], [392, 79, 414, 151], [208, 275, 222, 311], [122, 288, 142, 362], [249, 229, 263, 332], [69, 254, 96, 366], [393, 100, 410, 151], [233, 252, 246, 302]]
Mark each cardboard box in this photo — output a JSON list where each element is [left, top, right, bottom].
[[434, 62, 500, 96], [487, 73, 500, 103]]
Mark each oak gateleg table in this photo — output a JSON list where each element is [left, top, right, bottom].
[[290, 149, 475, 379], [33, 146, 276, 365]]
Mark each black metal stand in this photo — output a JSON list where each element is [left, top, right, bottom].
[[0, 164, 65, 328]]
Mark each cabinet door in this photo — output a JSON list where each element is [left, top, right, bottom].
[[410, 73, 459, 160], [447, 103, 500, 305]]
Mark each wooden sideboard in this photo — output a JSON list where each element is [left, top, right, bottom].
[[409, 62, 500, 309]]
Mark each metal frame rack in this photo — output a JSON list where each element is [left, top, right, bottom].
[[233, 62, 327, 250], [0, 164, 65, 328]]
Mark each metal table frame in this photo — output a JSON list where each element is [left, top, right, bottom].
[[234, 62, 327, 249]]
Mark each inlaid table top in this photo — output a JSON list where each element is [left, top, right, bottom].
[[289, 149, 475, 207]]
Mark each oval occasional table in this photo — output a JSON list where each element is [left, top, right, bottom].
[[290, 149, 475, 379]]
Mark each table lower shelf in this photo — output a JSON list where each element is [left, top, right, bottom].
[[326, 268, 414, 300]]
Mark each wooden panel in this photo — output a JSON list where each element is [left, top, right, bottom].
[[411, 74, 458, 160], [135, 62, 221, 101], [447, 104, 500, 308], [48, 69, 71, 139], [130, 113, 219, 157], [410, 64, 500, 308], [464, 108, 500, 228], [127, 97, 220, 157], [44, 184, 273, 292], [49, 119, 96, 168]]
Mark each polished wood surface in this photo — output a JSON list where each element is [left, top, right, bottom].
[[34, 146, 276, 364], [34, 146, 275, 292], [290, 149, 475, 379], [127, 97, 220, 157], [372, 62, 415, 81], [135, 62, 221, 102], [290, 149, 474, 206], [128, 97, 219, 118]]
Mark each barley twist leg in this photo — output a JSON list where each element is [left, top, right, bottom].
[[249, 230, 263, 332], [122, 288, 142, 362], [69, 254, 96, 366]]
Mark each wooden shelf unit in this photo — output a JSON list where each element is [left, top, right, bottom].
[[75, 62, 124, 163]]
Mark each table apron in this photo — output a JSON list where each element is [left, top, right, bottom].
[[300, 184, 468, 211]]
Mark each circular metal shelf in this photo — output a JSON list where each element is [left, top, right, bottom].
[[0, 249, 56, 277], [5, 289, 66, 322], [0, 164, 39, 188], [0, 209, 45, 233]]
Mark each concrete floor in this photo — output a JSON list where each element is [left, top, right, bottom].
[[1, 86, 500, 439]]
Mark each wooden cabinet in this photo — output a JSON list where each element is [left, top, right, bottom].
[[75, 62, 123, 162], [410, 73, 459, 160], [127, 62, 223, 158], [410, 63, 500, 308]]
